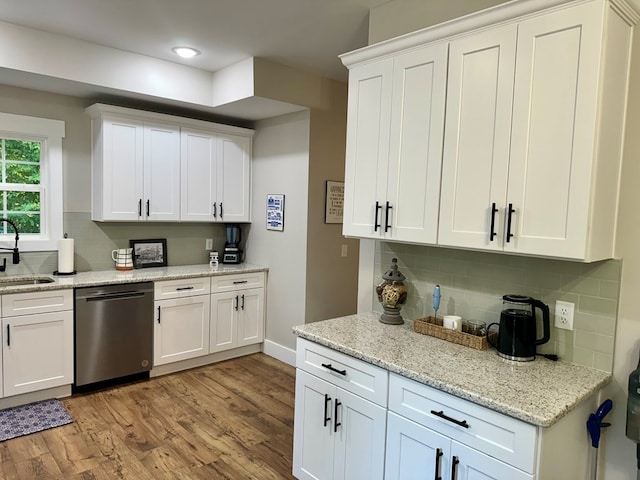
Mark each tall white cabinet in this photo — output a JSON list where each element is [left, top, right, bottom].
[[340, 0, 637, 261], [87, 104, 253, 223]]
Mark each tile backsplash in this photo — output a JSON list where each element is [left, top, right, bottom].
[[374, 242, 621, 372]]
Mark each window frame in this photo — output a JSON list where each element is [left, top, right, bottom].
[[0, 112, 64, 252]]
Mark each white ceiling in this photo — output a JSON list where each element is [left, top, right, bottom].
[[0, 0, 390, 83]]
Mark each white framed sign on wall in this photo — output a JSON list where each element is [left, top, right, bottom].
[[266, 194, 285, 231]]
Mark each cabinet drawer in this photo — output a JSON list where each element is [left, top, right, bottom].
[[3, 289, 73, 316], [154, 277, 211, 299], [296, 338, 388, 407], [211, 272, 265, 293], [389, 373, 537, 473]]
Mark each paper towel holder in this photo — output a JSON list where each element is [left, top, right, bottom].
[[53, 233, 77, 275]]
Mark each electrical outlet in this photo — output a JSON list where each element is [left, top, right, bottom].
[[555, 300, 575, 331], [205, 238, 213, 250], [341, 245, 348, 257]]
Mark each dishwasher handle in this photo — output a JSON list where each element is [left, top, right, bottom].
[[84, 291, 147, 302]]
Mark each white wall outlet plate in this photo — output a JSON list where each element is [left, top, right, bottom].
[[205, 238, 213, 250], [554, 300, 575, 331]]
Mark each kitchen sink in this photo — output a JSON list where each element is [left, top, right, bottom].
[[0, 277, 55, 286]]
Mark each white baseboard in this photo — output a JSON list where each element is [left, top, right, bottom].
[[263, 339, 296, 366]]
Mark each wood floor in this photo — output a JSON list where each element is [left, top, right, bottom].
[[0, 353, 297, 479]]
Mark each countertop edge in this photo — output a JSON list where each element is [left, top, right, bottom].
[[292, 324, 613, 427], [0, 264, 269, 293]]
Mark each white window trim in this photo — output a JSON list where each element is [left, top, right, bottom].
[[0, 112, 65, 252]]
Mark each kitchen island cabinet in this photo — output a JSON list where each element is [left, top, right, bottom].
[[293, 337, 387, 480], [293, 313, 611, 480]]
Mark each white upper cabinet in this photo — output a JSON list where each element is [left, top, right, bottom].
[[341, 0, 638, 261], [343, 43, 448, 244], [87, 104, 253, 223], [438, 25, 517, 252]]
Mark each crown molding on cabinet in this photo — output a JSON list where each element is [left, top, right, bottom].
[[340, 0, 638, 67]]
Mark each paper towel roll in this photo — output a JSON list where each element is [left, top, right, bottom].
[[57, 238, 74, 273]]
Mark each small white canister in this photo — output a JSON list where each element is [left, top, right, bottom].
[[209, 251, 219, 267]]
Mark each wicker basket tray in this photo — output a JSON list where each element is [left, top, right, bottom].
[[413, 316, 494, 350]]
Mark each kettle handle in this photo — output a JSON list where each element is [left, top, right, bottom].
[[486, 322, 499, 349], [532, 299, 551, 346]]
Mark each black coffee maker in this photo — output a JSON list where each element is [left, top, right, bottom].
[[222, 224, 243, 264], [487, 294, 550, 361]]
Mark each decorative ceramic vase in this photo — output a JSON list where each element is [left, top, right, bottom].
[[376, 258, 408, 325]]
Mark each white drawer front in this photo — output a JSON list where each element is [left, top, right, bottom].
[[296, 338, 388, 407], [389, 373, 537, 473], [154, 277, 211, 299], [211, 272, 265, 293], [2, 289, 73, 316]]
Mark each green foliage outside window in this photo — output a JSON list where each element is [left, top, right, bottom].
[[1, 138, 41, 234]]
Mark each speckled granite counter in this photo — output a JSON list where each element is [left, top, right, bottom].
[[293, 312, 612, 427], [0, 263, 267, 293]]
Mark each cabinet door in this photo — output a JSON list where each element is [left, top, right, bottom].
[[180, 129, 217, 222], [210, 291, 238, 352], [237, 287, 264, 347], [385, 412, 451, 480], [293, 369, 335, 480], [452, 441, 533, 480], [3, 311, 73, 397], [218, 134, 251, 223], [101, 117, 144, 221], [386, 43, 448, 244], [506, 2, 601, 258], [343, 58, 394, 238], [439, 25, 517, 250], [154, 296, 211, 366], [333, 388, 386, 480], [144, 122, 181, 221]]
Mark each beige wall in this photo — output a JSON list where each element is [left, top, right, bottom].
[[306, 78, 359, 323], [368, 0, 510, 43]]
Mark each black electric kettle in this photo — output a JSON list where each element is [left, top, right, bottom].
[[487, 294, 550, 362]]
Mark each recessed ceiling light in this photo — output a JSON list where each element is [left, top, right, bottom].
[[172, 46, 201, 59]]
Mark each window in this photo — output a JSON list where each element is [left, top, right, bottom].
[[0, 113, 64, 251]]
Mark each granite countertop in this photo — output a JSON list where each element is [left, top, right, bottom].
[[293, 312, 612, 427], [0, 263, 268, 293]]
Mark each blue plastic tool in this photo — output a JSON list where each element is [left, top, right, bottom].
[[433, 285, 441, 318], [587, 399, 613, 448]]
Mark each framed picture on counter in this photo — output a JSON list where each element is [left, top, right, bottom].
[[129, 238, 167, 268]]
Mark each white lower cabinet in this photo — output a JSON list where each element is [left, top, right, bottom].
[[210, 273, 265, 353], [387, 373, 536, 479], [154, 278, 211, 366], [293, 338, 388, 480], [1, 290, 74, 397], [385, 412, 532, 480]]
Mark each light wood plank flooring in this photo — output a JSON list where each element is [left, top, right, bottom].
[[0, 353, 296, 479]]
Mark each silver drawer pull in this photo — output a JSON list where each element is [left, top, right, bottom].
[[321, 363, 347, 376]]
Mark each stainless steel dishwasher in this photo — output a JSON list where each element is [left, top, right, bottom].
[[75, 282, 154, 387]]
